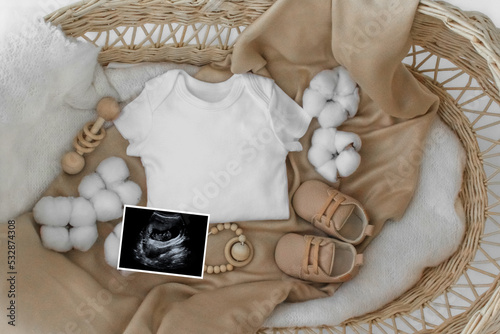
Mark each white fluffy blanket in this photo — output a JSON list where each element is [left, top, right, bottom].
[[0, 18, 466, 328], [0, 18, 196, 221]]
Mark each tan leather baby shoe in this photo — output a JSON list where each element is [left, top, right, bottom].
[[293, 180, 374, 245], [275, 233, 363, 283]]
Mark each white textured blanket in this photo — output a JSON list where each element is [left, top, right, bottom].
[[0, 18, 196, 221], [0, 18, 466, 328]]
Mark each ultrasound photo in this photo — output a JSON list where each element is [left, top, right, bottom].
[[118, 206, 209, 278]]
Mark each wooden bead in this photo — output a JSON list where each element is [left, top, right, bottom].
[[230, 224, 238, 231], [235, 228, 243, 236], [231, 242, 250, 262], [207, 266, 214, 274], [220, 265, 227, 273], [226, 264, 234, 271], [210, 227, 219, 235], [217, 224, 224, 231], [213, 266, 221, 274], [61, 151, 85, 175], [224, 223, 231, 229], [238, 235, 246, 243], [96, 97, 120, 121]]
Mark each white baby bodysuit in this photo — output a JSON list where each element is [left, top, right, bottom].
[[114, 69, 311, 223]]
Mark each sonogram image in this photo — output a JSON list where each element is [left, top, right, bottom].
[[118, 206, 209, 278]]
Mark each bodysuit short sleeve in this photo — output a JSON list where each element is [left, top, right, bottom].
[[269, 84, 312, 152], [114, 87, 153, 156]]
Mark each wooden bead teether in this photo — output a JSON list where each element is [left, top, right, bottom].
[[204, 223, 254, 275], [61, 97, 121, 175]]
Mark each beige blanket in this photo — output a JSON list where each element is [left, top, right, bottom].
[[229, 0, 439, 252], [0, 0, 439, 333]]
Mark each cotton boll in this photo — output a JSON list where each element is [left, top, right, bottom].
[[33, 196, 72, 227], [91, 190, 124, 222], [40, 226, 72, 252], [309, 70, 338, 99], [316, 159, 338, 183], [311, 127, 337, 152], [112, 222, 123, 237], [78, 173, 105, 199], [335, 131, 362, 153], [336, 148, 361, 177], [104, 222, 122, 268], [70, 197, 97, 227], [318, 101, 348, 128], [303, 88, 327, 118], [96, 157, 130, 187], [308, 145, 333, 168], [109, 180, 142, 206], [335, 87, 360, 118], [333, 66, 357, 96], [70, 225, 98, 252], [119, 270, 133, 277]]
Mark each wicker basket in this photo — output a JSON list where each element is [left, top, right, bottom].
[[45, 1, 500, 333]]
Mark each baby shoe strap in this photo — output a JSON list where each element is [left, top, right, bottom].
[[302, 236, 323, 276], [318, 190, 338, 226], [317, 189, 347, 230]]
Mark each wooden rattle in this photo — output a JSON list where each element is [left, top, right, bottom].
[[61, 97, 121, 175]]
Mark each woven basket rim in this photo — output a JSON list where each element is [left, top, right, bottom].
[[418, 0, 500, 93], [43, 0, 500, 90]]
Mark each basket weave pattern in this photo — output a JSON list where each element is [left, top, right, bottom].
[[45, 1, 500, 333], [45, 0, 268, 65]]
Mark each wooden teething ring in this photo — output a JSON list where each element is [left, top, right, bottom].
[[73, 123, 107, 154], [82, 122, 106, 142], [61, 97, 120, 175], [224, 236, 254, 267], [204, 223, 254, 274]]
